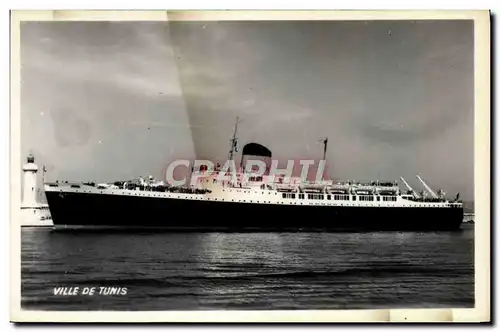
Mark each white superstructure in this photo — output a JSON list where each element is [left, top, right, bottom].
[[44, 171, 462, 210]]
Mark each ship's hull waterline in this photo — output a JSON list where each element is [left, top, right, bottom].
[[45, 191, 464, 232]]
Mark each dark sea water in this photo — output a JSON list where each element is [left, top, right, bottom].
[[21, 225, 475, 310]]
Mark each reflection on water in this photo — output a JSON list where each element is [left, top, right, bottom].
[[21, 225, 474, 310]]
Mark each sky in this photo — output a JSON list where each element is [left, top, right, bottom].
[[20, 19, 474, 200]]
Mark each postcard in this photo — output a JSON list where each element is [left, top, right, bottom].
[[9, 10, 490, 323]]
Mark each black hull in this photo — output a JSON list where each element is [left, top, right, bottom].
[[45, 192, 464, 232]]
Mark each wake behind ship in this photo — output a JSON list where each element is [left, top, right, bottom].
[[43, 120, 464, 232]]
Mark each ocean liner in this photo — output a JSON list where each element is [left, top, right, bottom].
[[44, 119, 464, 231]]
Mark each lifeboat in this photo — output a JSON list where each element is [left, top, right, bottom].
[[354, 189, 373, 195]]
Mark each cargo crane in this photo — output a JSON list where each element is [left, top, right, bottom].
[[399, 177, 420, 198], [416, 175, 439, 199]]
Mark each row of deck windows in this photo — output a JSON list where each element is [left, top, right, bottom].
[[282, 193, 398, 202]]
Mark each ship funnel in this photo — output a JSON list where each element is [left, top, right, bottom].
[[240, 142, 272, 174]]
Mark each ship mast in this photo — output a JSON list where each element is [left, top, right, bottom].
[[316, 137, 329, 183], [228, 116, 240, 162], [318, 137, 328, 161], [416, 175, 438, 199]]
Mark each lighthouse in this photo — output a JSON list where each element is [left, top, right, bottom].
[[22, 154, 39, 208], [20, 154, 52, 227], [20, 153, 52, 227]]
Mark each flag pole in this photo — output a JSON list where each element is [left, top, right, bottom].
[[40, 164, 46, 203]]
